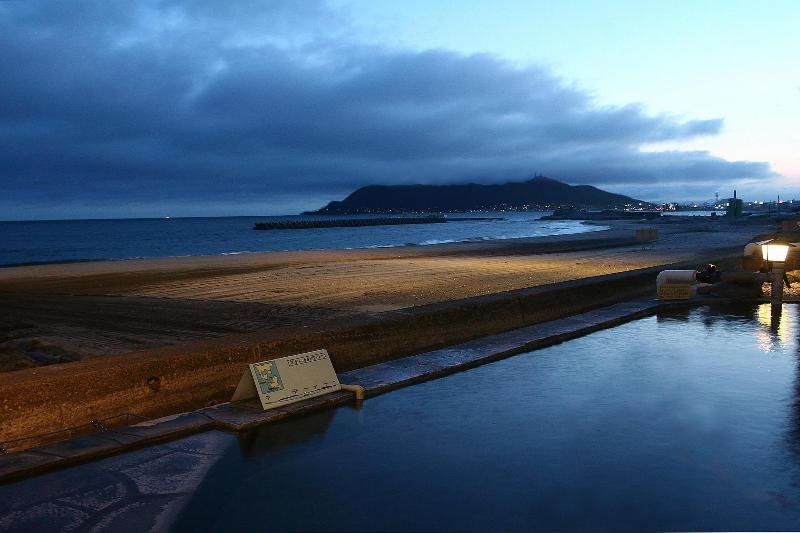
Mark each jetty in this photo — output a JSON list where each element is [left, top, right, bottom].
[[254, 216, 448, 230], [253, 215, 505, 230]]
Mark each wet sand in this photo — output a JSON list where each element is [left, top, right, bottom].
[[0, 217, 774, 370]]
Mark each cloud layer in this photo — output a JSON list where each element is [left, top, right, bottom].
[[0, 0, 775, 218]]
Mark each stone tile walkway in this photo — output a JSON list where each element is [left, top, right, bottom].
[[0, 431, 234, 532]]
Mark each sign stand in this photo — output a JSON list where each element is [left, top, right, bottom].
[[232, 347, 363, 410]]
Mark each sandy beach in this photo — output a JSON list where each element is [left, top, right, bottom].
[[0, 217, 775, 371]]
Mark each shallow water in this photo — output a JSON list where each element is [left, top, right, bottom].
[[3, 304, 800, 532], [170, 303, 800, 531]]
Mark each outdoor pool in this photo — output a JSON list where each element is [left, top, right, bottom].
[[3, 303, 800, 531]]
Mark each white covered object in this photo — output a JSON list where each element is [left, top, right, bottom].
[[743, 242, 761, 257], [656, 270, 696, 287]]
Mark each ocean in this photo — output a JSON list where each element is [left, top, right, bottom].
[[0, 212, 607, 267]]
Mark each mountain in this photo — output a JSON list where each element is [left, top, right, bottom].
[[308, 177, 650, 214]]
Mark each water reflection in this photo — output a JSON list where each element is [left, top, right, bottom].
[[782, 305, 800, 508], [658, 303, 797, 354], [236, 409, 338, 458], [756, 303, 795, 353], [658, 302, 760, 325], [664, 304, 800, 504]]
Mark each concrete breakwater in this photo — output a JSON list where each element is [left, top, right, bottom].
[[253, 216, 448, 230], [252, 216, 504, 230]]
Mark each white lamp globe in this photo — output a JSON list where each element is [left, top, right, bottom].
[[762, 242, 790, 262]]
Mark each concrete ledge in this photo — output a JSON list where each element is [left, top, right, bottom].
[[339, 299, 669, 396], [0, 452, 62, 481], [0, 411, 215, 484], [0, 295, 700, 484], [201, 391, 356, 431], [111, 412, 214, 443], [33, 434, 123, 459]]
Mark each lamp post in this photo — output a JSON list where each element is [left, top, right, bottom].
[[762, 241, 790, 308]]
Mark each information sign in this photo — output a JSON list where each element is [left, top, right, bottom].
[[232, 349, 341, 410]]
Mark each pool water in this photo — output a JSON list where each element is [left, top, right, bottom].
[[3, 303, 800, 532], [172, 303, 800, 531]]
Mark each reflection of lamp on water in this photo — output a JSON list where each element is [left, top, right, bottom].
[[756, 301, 795, 353], [762, 240, 790, 307]]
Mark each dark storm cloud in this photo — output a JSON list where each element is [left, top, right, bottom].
[[0, 0, 775, 217]]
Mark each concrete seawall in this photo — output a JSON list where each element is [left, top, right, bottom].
[[0, 259, 723, 451], [253, 215, 448, 230]]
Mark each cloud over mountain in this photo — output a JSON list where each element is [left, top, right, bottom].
[[0, 0, 775, 218]]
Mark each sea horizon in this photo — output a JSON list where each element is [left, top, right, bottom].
[[0, 205, 723, 224], [0, 211, 618, 267]]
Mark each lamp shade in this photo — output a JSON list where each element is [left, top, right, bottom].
[[762, 243, 790, 262]]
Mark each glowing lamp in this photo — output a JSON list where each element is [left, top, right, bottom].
[[761, 240, 791, 308], [762, 242, 790, 263]]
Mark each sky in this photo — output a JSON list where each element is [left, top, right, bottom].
[[0, 0, 797, 219]]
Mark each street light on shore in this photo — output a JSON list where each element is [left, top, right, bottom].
[[762, 241, 790, 307]]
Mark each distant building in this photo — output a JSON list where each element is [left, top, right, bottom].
[[726, 190, 743, 217]]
